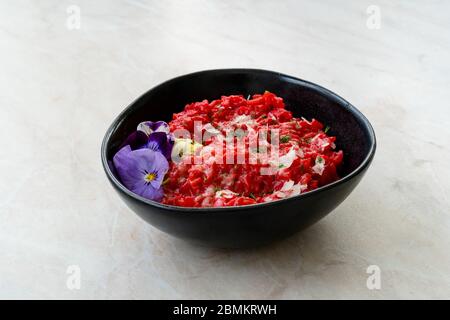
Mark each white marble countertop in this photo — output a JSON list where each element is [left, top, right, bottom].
[[1, 0, 449, 299]]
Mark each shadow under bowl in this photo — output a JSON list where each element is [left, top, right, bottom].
[[101, 69, 376, 248]]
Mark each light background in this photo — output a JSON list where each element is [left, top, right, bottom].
[[0, 0, 449, 299]]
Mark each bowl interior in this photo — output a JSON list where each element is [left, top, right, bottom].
[[105, 69, 374, 184]]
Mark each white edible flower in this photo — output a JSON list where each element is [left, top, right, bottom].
[[312, 156, 325, 175], [171, 138, 202, 161]]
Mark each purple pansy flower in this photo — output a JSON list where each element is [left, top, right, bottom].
[[113, 145, 169, 201], [136, 121, 174, 160], [112, 120, 174, 201], [118, 121, 174, 160]]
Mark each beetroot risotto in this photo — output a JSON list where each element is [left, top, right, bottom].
[[112, 92, 344, 207]]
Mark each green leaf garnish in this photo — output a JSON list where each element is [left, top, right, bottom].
[[280, 135, 290, 143]]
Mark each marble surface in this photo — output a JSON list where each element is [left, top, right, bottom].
[[1, 0, 449, 299]]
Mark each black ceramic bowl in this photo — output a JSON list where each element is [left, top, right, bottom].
[[101, 69, 376, 248]]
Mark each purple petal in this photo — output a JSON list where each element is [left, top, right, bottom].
[[146, 132, 174, 160], [113, 146, 169, 201], [134, 183, 164, 201], [107, 159, 119, 178], [153, 121, 170, 133], [114, 144, 132, 157], [164, 133, 175, 158], [146, 132, 167, 153], [119, 130, 148, 150], [137, 121, 170, 135]]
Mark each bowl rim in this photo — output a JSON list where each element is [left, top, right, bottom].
[[101, 68, 376, 213]]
